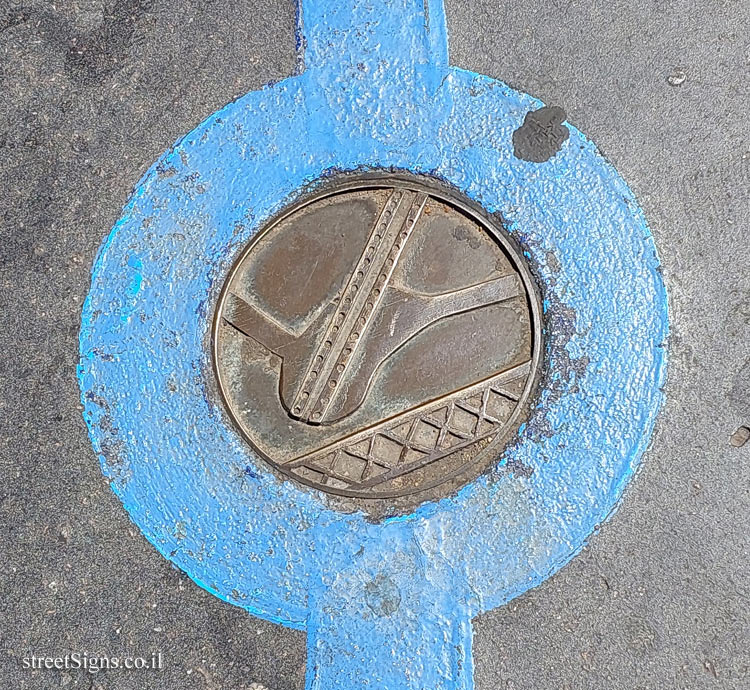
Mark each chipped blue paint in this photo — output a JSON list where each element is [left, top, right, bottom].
[[78, 1, 668, 688]]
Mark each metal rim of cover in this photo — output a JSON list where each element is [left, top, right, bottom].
[[212, 174, 544, 509]]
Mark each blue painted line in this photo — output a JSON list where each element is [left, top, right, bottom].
[[78, 1, 668, 688]]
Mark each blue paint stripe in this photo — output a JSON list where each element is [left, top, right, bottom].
[[425, 0, 449, 66], [300, 0, 441, 70]]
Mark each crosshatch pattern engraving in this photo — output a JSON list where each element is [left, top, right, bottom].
[[213, 176, 543, 509]]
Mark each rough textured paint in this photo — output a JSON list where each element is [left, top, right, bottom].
[[77, 1, 668, 688]]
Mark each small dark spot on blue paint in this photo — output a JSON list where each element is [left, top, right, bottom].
[[513, 106, 569, 163], [99, 438, 126, 476], [364, 574, 401, 616], [546, 251, 561, 275], [85, 390, 108, 408], [99, 414, 118, 434], [245, 466, 260, 480], [94, 348, 114, 361], [157, 165, 177, 180], [161, 330, 179, 349], [196, 299, 209, 322], [503, 459, 534, 478]]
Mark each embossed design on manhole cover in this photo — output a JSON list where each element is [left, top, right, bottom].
[[213, 176, 543, 505]]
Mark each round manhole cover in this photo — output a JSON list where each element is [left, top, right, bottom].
[[213, 175, 543, 512]]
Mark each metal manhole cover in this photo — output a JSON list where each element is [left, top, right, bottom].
[[213, 175, 543, 511]]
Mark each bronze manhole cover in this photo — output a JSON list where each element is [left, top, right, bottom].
[[213, 175, 543, 512]]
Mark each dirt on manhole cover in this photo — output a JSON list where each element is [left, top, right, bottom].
[[213, 174, 543, 515]]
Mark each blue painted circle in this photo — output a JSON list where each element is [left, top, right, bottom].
[[78, 61, 667, 629]]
